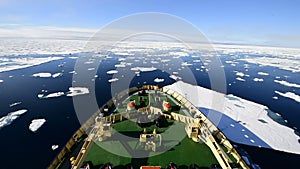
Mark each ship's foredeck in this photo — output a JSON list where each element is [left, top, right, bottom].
[[53, 86, 249, 169], [83, 119, 219, 169]]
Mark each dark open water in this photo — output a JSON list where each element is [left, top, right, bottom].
[[0, 54, 299, 169]]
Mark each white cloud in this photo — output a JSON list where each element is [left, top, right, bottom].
[[0, 26, 97, 40]]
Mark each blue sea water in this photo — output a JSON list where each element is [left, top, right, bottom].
[[0, 54, 299, 169]]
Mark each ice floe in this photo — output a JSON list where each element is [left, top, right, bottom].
[[52, 145, 59, 150], [253, 78, 264, 82], [29, 119, 46, 132], [118, 58, 126, 61], [236, 72, 245, 77], [257, 72, 269, 76], [39, 92, 65, 99], [52, 73, 63, 78], [135, 72, 140, 76], [58, 63, 65, 67], [169, 51, 189, 57], [166, 81, 300, 154], [9, 102, 22, 107], [0, 39, 86, 56], [225, 60, 239, 65], [0, 109, 28, 129], [33, 72, 63, 78], [169, 75, 182, 81], [235, 71, 250, 77], [244, 64, 249, 68], [275, 91, 300, 103], [0, 56, 64, 73], [114, 52, 132, 56], [240, 57, 300, 73], [154, 78, 165, 83], [115, 64, 126, 68], [37, 94, 44, 98], [69, 70, 77, 74], [236, 77, 246, 82], [106, 70, 118, 74], [151, 61, 159, 64], [181, 62, 193, 66], [33, 73, 52, 78], [108, 78, 119, 83], [161, 59, 170, 63], [130, 67, 157, 72], [49, 92, 64, 98], [274, 80, 300, 88], [84, 61, 94, 64], [66, 87, 89, 97]]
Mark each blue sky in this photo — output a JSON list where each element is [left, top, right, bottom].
[[0, 0, 299, 48]]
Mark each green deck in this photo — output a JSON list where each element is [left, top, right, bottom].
[[83, 120, 218, 168], [54, 89, 246, 169]]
